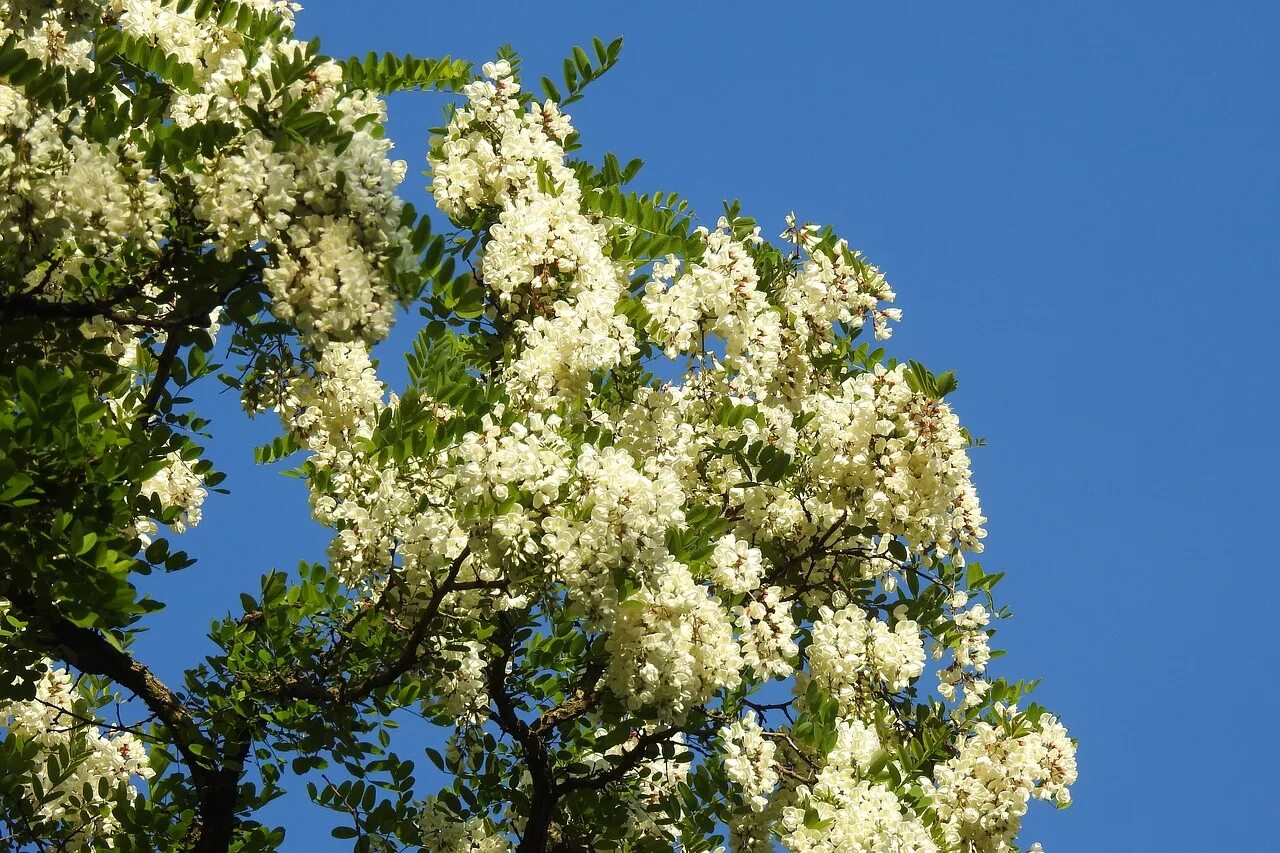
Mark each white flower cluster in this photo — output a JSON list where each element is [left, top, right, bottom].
[[827, 716, 883, 774], [644, 223, 771, 363], [779, 773, 936, 853], [1, 1, 412, 345], [780, 212, 901, 345], [0, 664, 154, 847], [283, 342, 386, 455], [186, 65, 412, 344], [0, 86, 169, 260], [481, 191, 606, 317], [932, 713, 1078, 853], [430, 639, 490, 724], [430, 60, 637, 406], [613, 383, 702, 487], [543, 445, 684, 622], [807, 603, 925, 713], [453, 411, 570, 566], [190, 130, 296, 258], [640, 214, 903, 404], [509, 281, 638, 407], [605, 559, 741, 722], [806, 363, 987, 562], [734, 585, 798, 680], [938, 596, 995, 709], [720, 715, 778, 813], [430, 60, 575, 220], [278, 343, 503, 617], [4, 0, 97, 71], [417, 796, 510, 853], [112, 1, 301, 73], [954, 602, 993, 671], [278, 341, 410, 583], [709, 533, 766, 594], [136, 451, 207, 543]]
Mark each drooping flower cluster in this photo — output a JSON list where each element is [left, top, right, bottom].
[[734, 585, 798, 680], [932, 712, 1078, 852], [430, 639, 490, 724], [827, 716, 884, 774], [644, 224, 770, 363], [779, 773, 937, 853], [0, 663, 154, 848], [605, 559, 742, 722], [806, 363, 987, 562], [277, 341, 406, 583], [417, 796, 510, 853], [430, 60, 637, 406], [136, 450, 207, 540], [2, 0, 413, 347], [709, 533, 767, 594], [807, 603, 926, 713], [0, 0, 171, 260], [780, 212, 901, 344], [543, 445, 685, 622], [429, 60, 575, 221], [720, 714, 778, 813], [938, 594, 996, 709], [452, 410, 572, 569]]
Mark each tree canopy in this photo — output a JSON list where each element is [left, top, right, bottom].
[[0, 2, 1075, 851]]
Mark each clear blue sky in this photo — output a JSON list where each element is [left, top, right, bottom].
[[134, 1, 1280, 849]]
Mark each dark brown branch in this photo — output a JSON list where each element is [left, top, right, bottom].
[[0, 291, 206, 330], [261, 548, 484, 708], [555, 725, 683, 794], [529, 659, 605, 740], [32, 696, 163, 743], [138, 333, 183, 417], [486, 616, 558, 853], [780, 510, 848, 574], [340, 546, 472, 700], [12, 591, 242, 852]]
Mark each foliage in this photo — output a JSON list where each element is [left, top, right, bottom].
[[0, 2, 1075, 852]]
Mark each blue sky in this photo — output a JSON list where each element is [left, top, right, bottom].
[[134, 1, 1280, 849]]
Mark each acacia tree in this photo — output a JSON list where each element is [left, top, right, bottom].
[[0, 2, 1077, 852]]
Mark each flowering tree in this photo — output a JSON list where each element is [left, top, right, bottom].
[[0, 2, 1076, 852]]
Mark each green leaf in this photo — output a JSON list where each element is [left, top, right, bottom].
[[0, 473, 33, 502], [572, 45, 593, 79]]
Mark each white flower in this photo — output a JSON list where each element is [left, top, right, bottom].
[[605, 559, 742, 721], [780, 772, 936, 853], [933, 715, 1078, 852], [709, 534, 766, 594], [0, 663, 154, 847], [734, 585, 797, 680], [720, 715, 777, 812], [808, 603, 925, 713]]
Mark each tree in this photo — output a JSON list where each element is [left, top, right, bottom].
[[0, 2, 1076, 852]]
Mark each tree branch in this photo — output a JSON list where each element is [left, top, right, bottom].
[[138, 333, 183, 418], [12, 591, 242, 852], [529, 659, 604, 740], [556, 725, 683, 795], [486, 615, 558, 853], [340, 546, 472, 700]]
